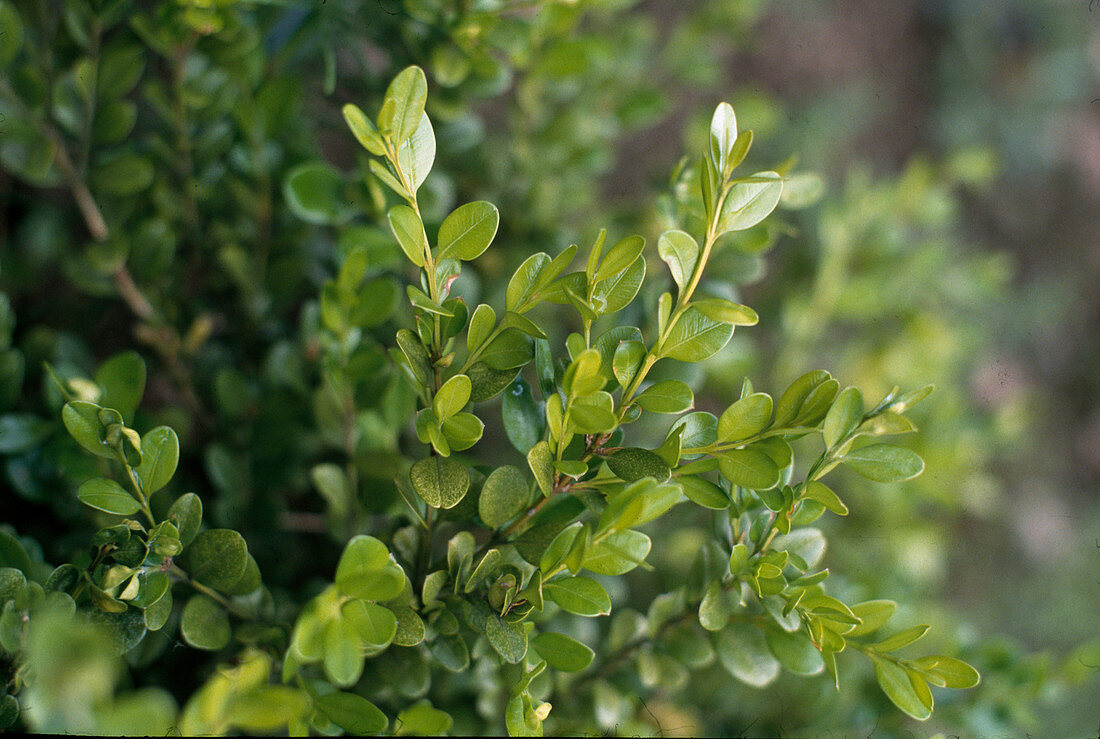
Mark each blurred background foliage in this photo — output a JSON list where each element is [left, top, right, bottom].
[[0, 0, 1097, 735]]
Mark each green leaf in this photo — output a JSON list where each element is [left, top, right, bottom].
[[410, 456, 470, 509], [0, 531, 30, 574], [136, 426, 179, 496], [582, 530, 651, 576], [397, 113, 435, 193], [167, 493, 202, 546], [693, 298, 758, 326], [479, 466, 530, 529], [657, 230, 698, 291], [391, 604, 426, 647], [612, 340, 646, 389], [430, 631, 470, 672], [77, 477, 141, 515], [62, 401, 115, 458], [466, 304, 496, 353], [531, 632, 595, 672], [914, 656, 981, 689], [315, 691, 389, 735], [774, 370, 831, 427], [590, 258, 645, 315], [284, 161, 344, 225], [506, 253, 550, 312], [0, 414, 49, 454], [717, 392, 772, 442], [502, 377, 543, 454], [378, 65, 427, 146], [336, 535, 405, 602], [568, 392, 617, 434], [717, 448, 780, 490], [870, 624, 931, 653], [468, 362, 519, 402], [698, 581, 732, 631], [222, 687, 310, 733], [635, 380, 693, 414], [847, 600, 897, 637], [802, 481, 848, 516], [709, 102, 737, 174], [679, 476, 730, 509], [717, 171, 783, 233], [597, 480, 682, 534], [0, 1, 24, 68], [544, 576, 611, 617], [607, 448, 671, 483], [342, 103, 386, 155], [715, 623, 780, 687], [594, 235, 645, 282], [325, 615, 365, 686], [485, 613, 528, 664], [94, 351, 145, 424], [824, 386, 864, 448], [771, 528, 826, 569], [764, 627, 823, 675], [441, 413, 483, 451], [872, 657, 933, 720], [180, 593, 230, 651], [660, 307, 734, 363], [480, 329, 533, 370], [526, 441, 554, 496], [514, 495, 586, 565], [433, 374, 471, 421], [842, 444, 924, 482], [437, 201, 499, 261], [183, 529, 248, 591], [388, 205, 428, 268], [344, 599, 397, 649], [394, 700, 453, 736]]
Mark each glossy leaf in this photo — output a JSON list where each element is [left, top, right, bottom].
[[717, 392, 772, 442], [76, 478, 140, 515], [342, 103, 385, 155], [437, 202, 499, 261], [379, 65, 427, 145], [544, 576, 612, 616], [873, 658, 933, 721], [136, 426, 179, 496], [635, 380, 694, 414], [823, 386, 863, 448], [335, 535, 405, 602], [660, 307, 734, 363], [679, 475, 729, 509], [842, 444, 924, 482], [658, 230, 699, 291], [315, 691, 389, 736], [716, 448, 780, 490], [531, 632, 595, 672], [388, 205, 428, 268], [717, 171, 783, 233]]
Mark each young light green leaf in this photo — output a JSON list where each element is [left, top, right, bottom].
[[506, 253, 550, 312], [77, 478, 141, 516], [396, 113, 435, 192], [479, 329, 533, 370], [699, 581, 732, 631], [527, 441, 554, 496], [342, 103, 386, 155], [870, 624, 931, 653], [410, 456, 470, 509], [635, 380, 693, 414], [913, 656, 981, 689], [378, 65, 427, 145], [388, 205, 428, 268], [62, 401, 116, 459], [544, 576, 611, 617], [717, 392, 772, 442], [582, 530, 651, 576], [824, 386, 864, 448], [437, 202, 499, 261], [679, 476, 729, 509], [657, 230, 698, 291], [660, 307, 734, 363], [466, 304, 496, 354], [590, 258, 645, 315], [709, 102, 737, 175], [594, 235, 645, 282], [344, 600, 397, 649], [717, 171, 783, 233], [716, 448, 780, 490], [847, 600, 897, 637], [433, 374, 471, 421], [693, 298, 758, 326], [136, 426, 179, 496], [872, 657, 933, 720], [612, 340, 646, 389], [336, 535, 405, 602], [802, 481, 848, 516], [842, 444, 924, 483]]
